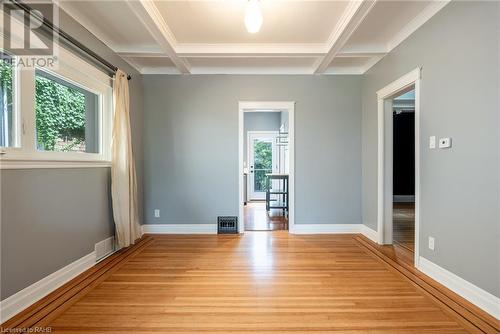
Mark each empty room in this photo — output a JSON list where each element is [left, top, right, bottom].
[[0, 0, 499, 333]]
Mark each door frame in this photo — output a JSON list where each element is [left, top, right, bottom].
[[247, 130, 279, 200], [376, 67, 421, 267], [238, 101, 295, 233]]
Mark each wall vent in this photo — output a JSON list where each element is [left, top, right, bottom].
[[217, 216, 238, 234], [95, 236, 115, 261]]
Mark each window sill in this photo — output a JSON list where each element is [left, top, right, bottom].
[[0, 159, 112, 169]]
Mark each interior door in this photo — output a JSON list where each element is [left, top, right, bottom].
[[248, 132, 278, 200]]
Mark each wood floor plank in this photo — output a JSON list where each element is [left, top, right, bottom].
[[3, 232, 495, 333]]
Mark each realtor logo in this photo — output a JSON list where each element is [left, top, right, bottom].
[[2, 1, 58, 68]]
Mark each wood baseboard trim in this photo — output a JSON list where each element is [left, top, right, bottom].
[[355, 235, 500, 333], [1, 236, 154, 331]]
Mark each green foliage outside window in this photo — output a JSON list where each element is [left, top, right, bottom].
[[0, 60, 87, 151], [254, 141, 272, 191], [35, 73, 86, 151], [0, 58, 14, 146]]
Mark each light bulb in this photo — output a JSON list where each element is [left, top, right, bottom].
[[245, 0, 263, 33]]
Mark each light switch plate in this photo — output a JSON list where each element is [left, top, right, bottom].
[[428, 236, 435, 250], [439, 137, 452, 149], [429, 136, 436, 149]]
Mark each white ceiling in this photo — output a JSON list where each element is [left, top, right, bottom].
[[59, 0, 451, 75]]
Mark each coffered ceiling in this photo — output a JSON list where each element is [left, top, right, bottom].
[[59, 0, 450, 75]]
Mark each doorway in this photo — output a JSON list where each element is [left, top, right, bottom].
[[238, 102, 295, 233], [376, 68, 421, 266], [248, 131, 278, 200], [392, 89, 415, 252]]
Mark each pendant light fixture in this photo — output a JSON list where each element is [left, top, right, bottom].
[[245, 0, 263, 33]]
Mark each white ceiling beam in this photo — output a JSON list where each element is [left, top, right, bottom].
[[175, 43, 326, 58], [126, 0, 190, 74], [117, 51, 166, 58], [314, 0, 377, 74], [336, 51, 386, 58]]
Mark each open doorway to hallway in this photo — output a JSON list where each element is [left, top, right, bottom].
[[392, 89, 416, 253], [376, 68, 421, 267], [239, 102, 294, 233], [244, 112, 289, 231]]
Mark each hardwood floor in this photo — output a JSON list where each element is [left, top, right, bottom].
[[244, 201, 288, 231], [393, 202, 415, 251], [5, 233, 497, 333]]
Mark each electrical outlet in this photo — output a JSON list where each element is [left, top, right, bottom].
[[154, 209, 160, 218], [429, 136, 436, 149], [438, 137, 452, 149], [428, 236, 435, 250]]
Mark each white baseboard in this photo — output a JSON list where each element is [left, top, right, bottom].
[[360, 225, 378, 242], [142, 224, 217, 234], [0, 252, 96, 323], [291, 224, 378, 242], [292, 224, 363, 234], [417, 256, 500, 320]]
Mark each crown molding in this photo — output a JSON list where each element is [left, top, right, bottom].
[[175, 43, 327, 57]]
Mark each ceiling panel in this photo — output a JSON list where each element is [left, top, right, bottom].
[[154, 0, 349, 44], [343, 0, 432, 50], [124, 57, 175, 68], [60, 0, 158, 49]]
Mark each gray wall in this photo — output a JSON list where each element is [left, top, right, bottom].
[[243, 112, 281, 166], [0, 168, 113, 299], [361, 1, 499, 296], [143, 75, 362, 226], [0, 8, 143, 299]]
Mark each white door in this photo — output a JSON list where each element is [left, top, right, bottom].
[[248, 132, 278, 200]]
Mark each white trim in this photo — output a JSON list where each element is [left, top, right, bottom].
[[0, 252, 96, 323], [125, 0, 190, 74], [238, 101, 295, 234], [314, 0, 377, 74], [141, 66, 181, 75], [377, 68, 421, 267], [175, 43, 326, 57], [418, 257, 500, 320], [360, 224, 379, 242], [0, 159, 111, 169], [0, 44, 113, 166], [292, 224, 362, 235], [142, 224, 217, 235], [189, 67, 314, 75]]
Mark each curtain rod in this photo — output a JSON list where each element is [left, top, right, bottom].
[[8, 0, 132, 81]]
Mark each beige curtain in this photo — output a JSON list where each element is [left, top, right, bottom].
[[111, 70, 141, 248]]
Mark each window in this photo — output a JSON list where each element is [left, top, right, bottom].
[[0, 47, 113, 168], [35, 70, 99, 153], [0, 54, 17, 148]]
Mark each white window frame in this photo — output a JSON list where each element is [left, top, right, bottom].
[[0, 45, 113, 169]]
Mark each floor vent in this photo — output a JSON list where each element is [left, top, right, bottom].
[[217, 216, 238, 234]]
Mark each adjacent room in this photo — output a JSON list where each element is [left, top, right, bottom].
[[1, 1, 499, 333], [243, 109, 290, 231]]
